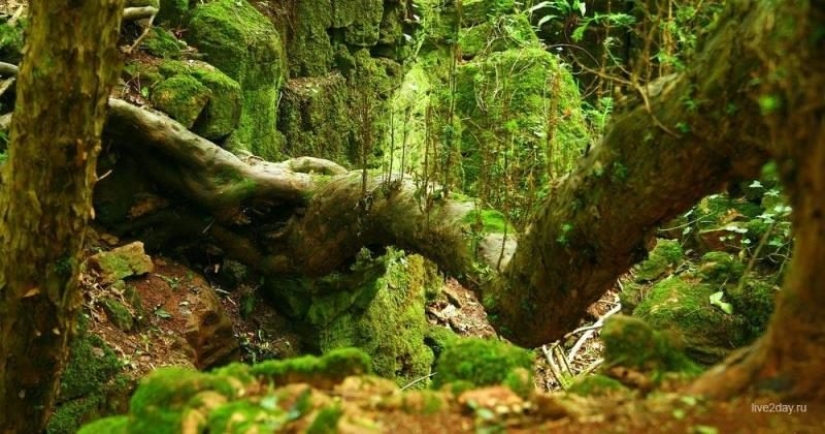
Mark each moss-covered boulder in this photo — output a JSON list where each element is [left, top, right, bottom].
[[634, 238, 683, 282], [697, 251, 745, 284], [601, 315, 701, 376], [278, 73, 356, 164], [150, 74, 211, 128], [266, 249, 441, 387], [287, 0, 334, 77], [432, 337, 533, 398], [726, 279, 777, 340], [157, 0, 190, 27], [187, 0, 285, 159], [632, 277, 749, 365], [333, 0, 385, 47], [157, 60, 242, 140], [142, 27, 183, 59], [453, 47, 588, 224]]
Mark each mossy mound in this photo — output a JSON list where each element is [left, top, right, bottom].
[[726, 279, 777, 340], [187, 0, 285, 159], [634, 239, 684, 282], [632, 277, 749, 365], [156, 0, 190, 27], [601, 315, 701, 376], [462, 0, 516, 26], [432, 337, 533, 397], [697, 251, 745, 284], [157, 60, 243, 140], [78, 349, 370, 433]]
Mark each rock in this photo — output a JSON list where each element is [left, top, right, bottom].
[[157, 60, 243, 140], [85, 242, 154, 284], [183, 285, 239, 369], [187, 0, 285, 159], [101, 298, 135, 332], [150, 74, 211, 128]]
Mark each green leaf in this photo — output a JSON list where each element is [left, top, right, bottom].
[[709, 292, 733, 315]]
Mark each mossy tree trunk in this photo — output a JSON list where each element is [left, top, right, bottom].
[[0, 1, 125, 431], [691, 0, 825, 400]]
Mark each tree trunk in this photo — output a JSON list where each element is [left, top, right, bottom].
[[0, 1, 125, 431], [691, 0, 825, 401]]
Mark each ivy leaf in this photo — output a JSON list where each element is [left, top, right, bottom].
[[709, 291, 733, 315]]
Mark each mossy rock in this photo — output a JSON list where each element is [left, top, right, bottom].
[[286, 0, 334, 77], [101, 297, 135, 331], [333, 0, 385, 47], [453, 47, 589, 224], [726, 279, 777, 340], [432, 337, 533, 397], [277, 73, 356, 165], [245, 348, 372, 388], [462, 0, 516, 26], [634, 239, 683, 282], [632, 277, 749, 365], [150, 74, 211, 128], [602, 315, 701, 375], [459, 14, 538, 58], [158, 60, 242, 140], [157, 0, 190, 27], [188, 0, 285, 159], [142, 27, 183, 59], [697, 251, 745, 284], [567, 374, 628, 397]]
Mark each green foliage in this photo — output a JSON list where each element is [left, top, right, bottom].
[[634, 239, 683, 282], [697, 252, 745, 284], [307, 406, 343, 434], [0, 17, 26, 64]]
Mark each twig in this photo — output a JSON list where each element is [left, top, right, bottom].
[[566, 302, 622, 362], [401, 372, 436, 391]]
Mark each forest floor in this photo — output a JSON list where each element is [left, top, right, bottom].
[[80, 230, 823, 433]]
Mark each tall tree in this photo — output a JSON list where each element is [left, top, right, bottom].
[[0, 0, 125, 431]]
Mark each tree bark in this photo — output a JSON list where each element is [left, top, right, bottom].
[[0, 1, 125, 431], [690, 0, 825, 401]]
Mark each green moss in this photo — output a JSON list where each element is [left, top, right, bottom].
[[432, 338, 533, 397], [566, 375, 627, 397], [128, 368, 245, 434], [462, 0, 516, 26], [158, 60, 243, 139], [459, 14, 538, 58], [279, 249, 440, 388], [207, 400, 288, 433], [307, 406, 343, 434], [602, 315, 701, 375], [156, 0, 189, 26], [249, 348, 372, 387], [77, 416, 129, 434], [726, 279, 777, 340], [698, 251, 745, 284], [462, 209, 512, 234], [634, 239, 683, 282], [101, 298, 134, 331], [633, 278, 749, 365], [143, 27, 183, 59], [188, 0, 285, 158], [287, 0, 333, 77], [60, 334, 121, 400], [150, 74, 211, 128]]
